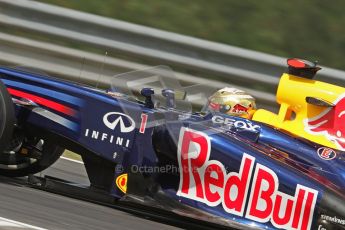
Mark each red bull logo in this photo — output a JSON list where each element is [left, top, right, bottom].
[[233, 103, 249, 113], [177, 127, 318, 230], [304, 94, 345, 151]]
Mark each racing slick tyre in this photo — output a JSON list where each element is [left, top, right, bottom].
[[0, 80, 15, 154], [0, 81, 64, 177], [0, 132, 64, 177]]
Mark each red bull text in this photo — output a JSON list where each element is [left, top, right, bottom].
[[177, 127, 318, 230]]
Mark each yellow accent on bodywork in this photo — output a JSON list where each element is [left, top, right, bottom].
[[115, 173, 128, 194], [253, 73, 345, 150]]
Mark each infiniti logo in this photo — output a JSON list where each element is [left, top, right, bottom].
[[103, 112, 135, 133]]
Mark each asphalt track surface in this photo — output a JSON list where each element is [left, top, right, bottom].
[[0, 158, 184, 230]]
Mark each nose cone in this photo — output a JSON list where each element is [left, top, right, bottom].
[[316, 189, 345, 229]]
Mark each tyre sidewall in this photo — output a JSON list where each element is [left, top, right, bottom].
[[0, 80, 15, 153]]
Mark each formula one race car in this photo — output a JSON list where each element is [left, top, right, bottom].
[[0, 59, 344, 230]]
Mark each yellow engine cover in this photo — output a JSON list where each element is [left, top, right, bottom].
[[253, 73, 345, 151]]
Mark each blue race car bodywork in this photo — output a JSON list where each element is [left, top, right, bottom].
[[0, 61, 344, 230]]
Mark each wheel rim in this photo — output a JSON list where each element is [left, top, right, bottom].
[[0, 138, 43, 170]]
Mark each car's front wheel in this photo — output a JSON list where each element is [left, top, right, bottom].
[[0, 80, 15, 155], [0, 131, 64, 177], [0, 80, 64, 177]]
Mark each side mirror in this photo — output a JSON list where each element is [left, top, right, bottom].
[[162, 89, 175, 108], [140, 88, 154, 108]]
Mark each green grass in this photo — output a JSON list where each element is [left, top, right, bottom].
[[36, 0, 345, 71], [62, 150, 82, 161]]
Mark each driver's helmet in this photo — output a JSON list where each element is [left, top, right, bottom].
[[208, 87, 256, 119]]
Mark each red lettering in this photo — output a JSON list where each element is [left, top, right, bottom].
[[292, 188, 306, 228], [177, 127, 210, 200], [204, 162, 224, 205], [246, 165, 278, 222], [272, 192, 294, 226], [223, 154, 254, 215], [301, 190, 317, 230], [139, 113, 148, 134], [176, 127, 318, 230]]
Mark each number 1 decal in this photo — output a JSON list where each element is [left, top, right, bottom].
[[139, 113, 148, 134]]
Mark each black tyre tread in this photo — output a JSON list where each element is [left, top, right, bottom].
[[0, 80, 15, 153], [0, 141, 64, 177], [0, 80, 64, 177]]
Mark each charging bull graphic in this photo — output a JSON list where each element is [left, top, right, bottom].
[[304, 94, 345, 151]]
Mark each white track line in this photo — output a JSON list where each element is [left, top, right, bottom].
[[60, 156, 84, 164], [0, 217, 47, 230]]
